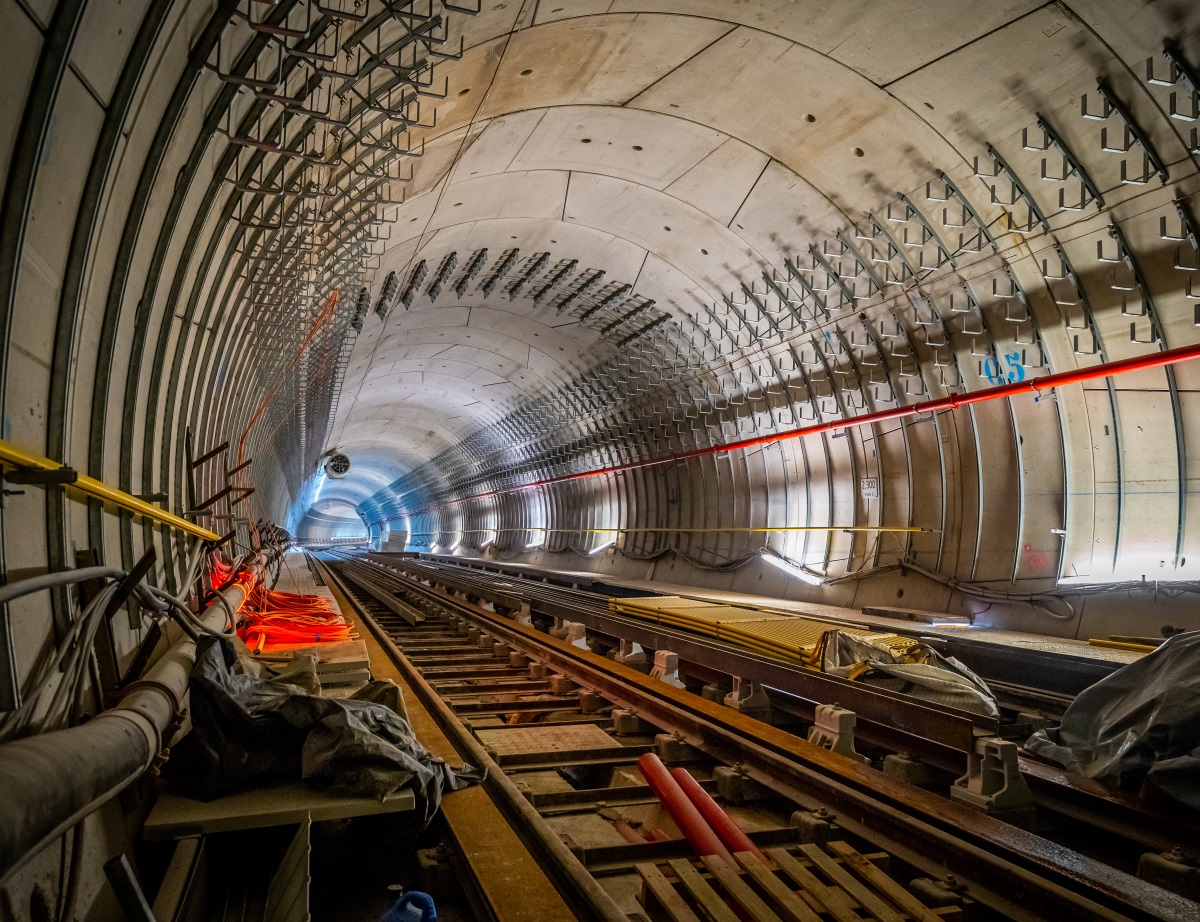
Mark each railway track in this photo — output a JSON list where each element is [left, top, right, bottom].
[[314, 551, 1197, 922], [365, 553, 1200, 859]]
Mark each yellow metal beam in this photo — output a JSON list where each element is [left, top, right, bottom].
[[1087, 638, 1155, 654], [0, 438, 220, 542]]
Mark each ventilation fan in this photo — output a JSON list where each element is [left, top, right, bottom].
[[324, 452, 351, 479]]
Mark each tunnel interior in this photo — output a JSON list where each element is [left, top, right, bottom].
[[6, 0, 1200, 643], [2, 0, 1200, 916]]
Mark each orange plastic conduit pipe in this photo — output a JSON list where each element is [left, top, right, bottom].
[[670, 766, 763, 859], [672, 763, 763, 854], [637, 752, 733, 862]]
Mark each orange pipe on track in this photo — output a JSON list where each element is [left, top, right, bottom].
[[670, 766, 763, 859], [637, 753, 734, 862]]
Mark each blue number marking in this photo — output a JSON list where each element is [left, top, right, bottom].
[[1004, 351, 1025, 383]]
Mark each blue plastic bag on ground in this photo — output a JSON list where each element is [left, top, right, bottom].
[[378, 890, 436, 922]]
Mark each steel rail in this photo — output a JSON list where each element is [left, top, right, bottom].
[[333, 554, 1196, 922], [409, 525, 928, 535], [314, 557, 629, 922], [0, 440, 219, 542], [398, 554, 1200, 852], [361, 555, 992, 752]]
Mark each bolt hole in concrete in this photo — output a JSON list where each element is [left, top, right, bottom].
[[853, 147, 865, 157], [581, 138, 591, 143], [458, 87, 470, 96], [520, 68, 533, 75], [664, 226, 671, 231], [632, 144, 643, 150], [700, 248, 708, 255], [805, 113, 816, 122]]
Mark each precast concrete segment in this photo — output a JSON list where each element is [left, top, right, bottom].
[[398, 339, 1200, 515]]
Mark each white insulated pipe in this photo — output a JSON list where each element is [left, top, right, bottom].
[[0, 576, 250, 882]]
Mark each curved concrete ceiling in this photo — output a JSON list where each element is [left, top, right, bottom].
[[3, 0, 1200, 640]]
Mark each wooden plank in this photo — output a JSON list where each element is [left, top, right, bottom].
[[637, 862, 703, 922], [766, 848, 863, 922], [702, 855, 785, 922], [734, 851, 823, 922], [668, 858, 740, 922], [828, 841, 944, 922], [145, 783, 415, 840], [800, 844, 905, 922]]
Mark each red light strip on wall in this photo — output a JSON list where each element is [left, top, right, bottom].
[[413, 340, 1200, 513]]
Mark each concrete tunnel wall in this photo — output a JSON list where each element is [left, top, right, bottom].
[[3, 0, 1200, 665], [1, 0, 1200, 915], [320, 1, 1200, 641]]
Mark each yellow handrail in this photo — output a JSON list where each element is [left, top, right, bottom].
[[0, 438, 220, 541]]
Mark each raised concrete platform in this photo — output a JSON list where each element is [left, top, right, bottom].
[[407, 553, 1145, 668]]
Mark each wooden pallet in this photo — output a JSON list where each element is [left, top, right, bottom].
[[637, 842, 958, 922]]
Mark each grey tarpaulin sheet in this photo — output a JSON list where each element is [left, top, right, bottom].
[[165, 636, 478, 822], [1026, 631, 1200, 811]]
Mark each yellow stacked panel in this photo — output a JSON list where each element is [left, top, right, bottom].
[[608, 596, 918, 670]]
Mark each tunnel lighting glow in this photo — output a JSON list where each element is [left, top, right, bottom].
[[526, 539, 543, 549], [480, 537, 494, 549], [760, 550, 824, 585], [430, 544, 441, 553], [401, 341, 1200, 519], [448, 535, 461, 552], [589, 540, 616, 556]]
